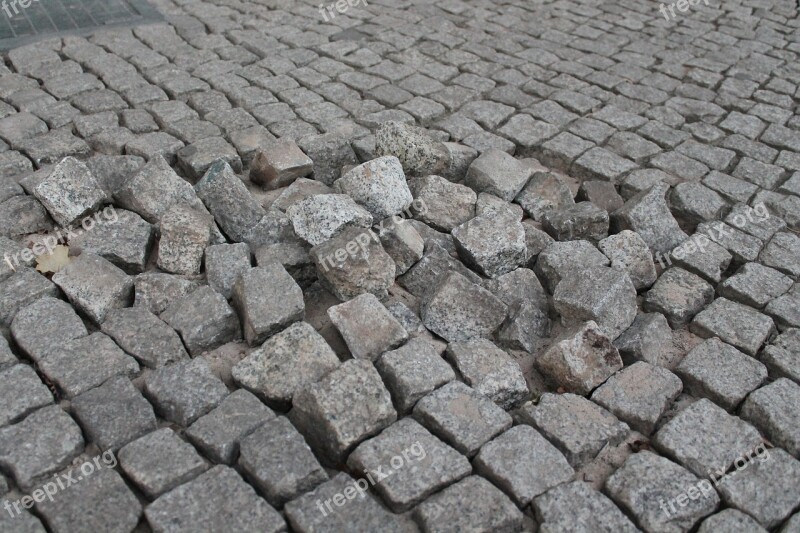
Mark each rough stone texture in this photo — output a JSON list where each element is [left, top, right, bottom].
[[413, 476, 525, 532], [232, 264, 304, 346], [518, 393, 629, 467], [69, 208, 154, 273], [333, 156, 413, 220], [0, 364, 53, 427], [554, 266, 637, 339], [466, 149, 533, 201], [676, 338, 768, 411], [0, 405, 84, 490], [204, 242, 251, 299], [605, 451, 720, 533], [533, 481, 639, 533], [374, 121, 450, 176], [328, 293, 408, 361], [287, 193, 372, 246], [535, 321, 623, 396], [691, 297, 776, 356], [412, 381, 512, 457], [598, 230, 657, 290], [250, 138, 313, 190], [310, 226, 396, 300], [740, 378, 800, 458], [420, 271, 508, 343], [717, 448, 800, 530], [143, 358, 229, 426], [411, 174, 476, 232], [445, 338, 528, 409], [71, 376, 157, 451], [119, 428, 209, 498], [185, 389, 275, 464], [542, 201, 610, 242], [101, 306, 188, 368], [452, 211, 527, 278], [376, 337, 456, 414], [644, 267, 715, 327], [52, 253, 133, 324], [475, 425, 574, 506], [239, 416, 328, 507], [156, 204, 213, 275], [653, 399, 764, 478], [145, 466, 285, 532], [291, 359, 397, 465], [591, 362, 682, 434], [232, 321, 339, 408], [612, 183, 688, 255], [195, 160, 264, 241], [534, 240, 610, 293], [11, 296, 87, 363], [697, 509, 768, 533], [347, 417, 470, 512], [32, 157, 107, 227], [161, 286, 242, 355]]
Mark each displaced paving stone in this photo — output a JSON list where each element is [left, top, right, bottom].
[[311, 226, 396, 301], [161, 286, 241, 355], [760, 232, 800, 278], [598, 230, 657, 289], [145, 466, 285, 532], [452, 211, 526, 278], [669, 233, 733, 284], [194, 161, 264, 241], [534, 239, 609, 293], [113, 155, 199, 223], [185, 389, 275, 464], [413, 475, 524, 532], [348, 417, 470, 512], [288, 194, 373, 246], [0, 364, 52, 427], [239, 416, 328, 507], [0, 405, 84, 490], [515, 170, 575, 221], [333, 156, 412, 220], [11, 296, 87, 363], [52, 253, 133, 324], [518, 393, 629, 467], [592, 361, 682, 434], [612, 183, 688, 255], [119, 428, 208, 499], [572, 147, 638, 182], [297, 133, 358, 186], [232, 264, 304, 346], [691, 297, 776, 356], [411, 174, 476, 232], [605, 451, 719, 533], [38, 332, 139, 398], [250, 138, 313, 190], [644, 267, 715, 327], [554, 266, 637, 339], [375, 337, 455, 414], [421, 271, 508, 343], [740, 378, 800, 457], [760, 328, 800, 383], [475, 425, 574, 506], [328, 293, 407, 361], [157, 204, 212, 275], [374, 121, 450, 176], [719, 262, 793, 309], [205, 243, 251, 299], [717, 449, 800, 530], [176, 136, 242, 180], [70, 208, 153, 273], [654, 399, 764, 477], [36, 468, 142, 533], [284, 472, 411, 532], [445, 338, 528, 409], [578, 180, 625, 213], [270, 178, 333, 212], [143, 358, 229, 426], [32, 157, 108, 227], [133, 272, 198, 316], [0, 195, 53, 238], [613, 312, 673, 366], [535, 320, 623, 395], [232, 320, 339, 408], [533, 481, 639, 532], [542, 201, 609, 242], [413, 381, 512, 456], [375, 216, 423, 275], [475, 192, 523, 220], [291, 359, 396, 465], [466, 149, 533, 201], [670, 182, 728, 226], [71, 376, 156, 451]]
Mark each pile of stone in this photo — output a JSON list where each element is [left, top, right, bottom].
[[0, 119, 798, 533]]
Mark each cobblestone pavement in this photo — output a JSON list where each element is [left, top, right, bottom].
[[0, 0, 800, 531]]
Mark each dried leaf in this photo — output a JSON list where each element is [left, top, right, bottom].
[[35, 245, 71, 274]]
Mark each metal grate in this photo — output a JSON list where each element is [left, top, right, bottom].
[[0, 0, 161, 49]]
